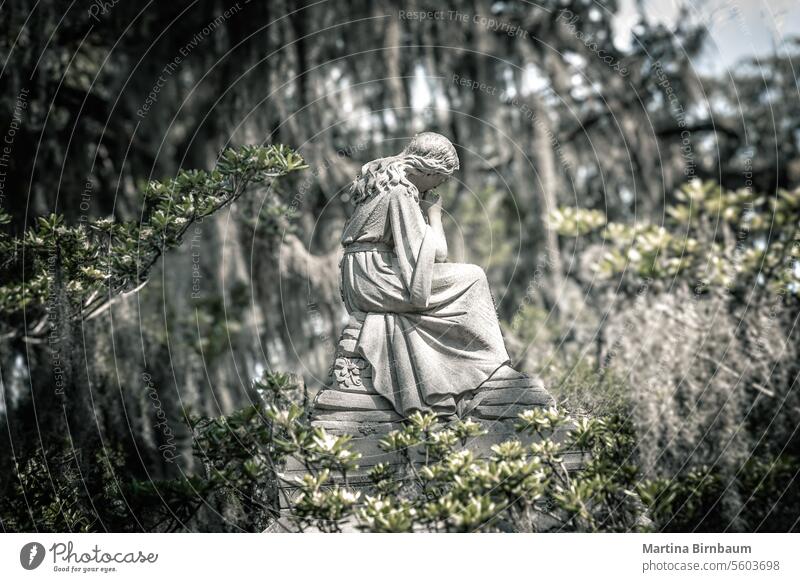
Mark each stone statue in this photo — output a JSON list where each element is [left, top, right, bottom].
[[312, 133, 553, 434]]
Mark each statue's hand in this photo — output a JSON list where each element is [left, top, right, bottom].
[[419, 191, 442, 218], [420, 191, 448, 260]]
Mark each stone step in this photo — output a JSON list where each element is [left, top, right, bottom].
[[283, 422, 575, 476], [462, 423, 574, 448], [474, 403, 551, 420], [311, 419, 404, 435], [315, 390, 394, 411], [485, 368, 530, 381], [270, 442, 588, 531], [312, 408, 404, 423], [282, 449, 404, 480], [277, 421, 585, 519], [481, 377, 542, 389], [476, 387, 554, 407], [326, 382, 374, 394], [280, 442, 585, 485], [281, 446, 586, 481]]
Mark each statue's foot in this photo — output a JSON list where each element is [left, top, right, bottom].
[[456, 364, 555, 421]]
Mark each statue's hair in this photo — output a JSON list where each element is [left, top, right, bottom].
[[349, 133, 460, 204]]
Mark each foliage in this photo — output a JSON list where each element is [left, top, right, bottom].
[[544, 356, 631, 417], [285, 406, 798, 533], [338, 409, 644, 532], [550, 179, 800, 298], [297, 409, 800, 532], [539, 180, 800, 532], [1, 372, 305, 532], [0, 145, 307, 338], [3, 375, 798, 532], [449, 186, 515, 274]]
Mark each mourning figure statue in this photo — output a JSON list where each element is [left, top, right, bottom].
[[313, 132, 553, 431]]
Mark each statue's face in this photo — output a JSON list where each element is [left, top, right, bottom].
[[406, 170, 449, 193]]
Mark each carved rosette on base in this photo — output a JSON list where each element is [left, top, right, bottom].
[[310, 320, 405, 436]]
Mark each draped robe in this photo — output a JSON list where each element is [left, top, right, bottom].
[[339, 185, 511, 415]]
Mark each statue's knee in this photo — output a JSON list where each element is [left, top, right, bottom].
[[466, 264, 488, 285]]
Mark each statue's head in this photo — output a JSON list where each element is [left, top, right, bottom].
[[401, 132, 460, 194], [349, 132, 460, 204]]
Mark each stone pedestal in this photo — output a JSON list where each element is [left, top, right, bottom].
[[311, 326, 555, 435], [264, 329, 573, 532], [274, 329, 567, 498]]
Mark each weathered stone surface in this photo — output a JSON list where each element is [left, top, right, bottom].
[[310, 420, 403, 435], [327, 379, 374, 394], [482, 368, 530, 382], [461, 422, 574, 449], [480, 376, 545, 389], [282, 447, 404, 478], [312, 408, 404, 423], [476, 387, 554, 407], [315, 390, 394, 411], [474, 403, 546, 420]]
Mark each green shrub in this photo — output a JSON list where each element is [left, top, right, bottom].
[[3, 376, 797, 532]]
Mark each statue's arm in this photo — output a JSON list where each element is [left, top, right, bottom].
[[421, 192, 448, 262], [388, 187, 438, 308]]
